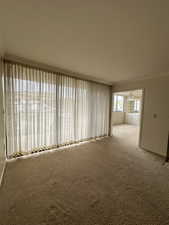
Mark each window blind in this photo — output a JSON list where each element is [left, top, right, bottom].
[[4, 61, 110, 158]]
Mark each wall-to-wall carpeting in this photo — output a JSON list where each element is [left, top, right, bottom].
[[0, 125, 169, 225]]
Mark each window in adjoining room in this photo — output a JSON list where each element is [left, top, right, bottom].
[[128, 99, 140, 113], [113, 95, 124, 112]]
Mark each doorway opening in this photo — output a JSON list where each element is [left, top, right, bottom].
[[112, 89, 143, 146]]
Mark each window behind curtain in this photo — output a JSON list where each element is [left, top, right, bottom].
[[4, 62, 110, 158]]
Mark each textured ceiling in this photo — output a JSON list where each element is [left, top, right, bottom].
[[1, 0, 169, 84]]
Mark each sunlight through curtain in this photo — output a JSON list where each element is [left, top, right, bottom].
[[4, 61, 110, 158]]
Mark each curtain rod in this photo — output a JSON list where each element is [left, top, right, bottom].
[[3, 57, 112, 87]]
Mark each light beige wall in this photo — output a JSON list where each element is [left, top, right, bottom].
[[0, 36, 5, 185], [113, 76, 169, 157], [125, 113, 140, 126], [112, 112, 125, 125]]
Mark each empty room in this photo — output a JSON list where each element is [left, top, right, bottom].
[[0, 1, 169, 225]]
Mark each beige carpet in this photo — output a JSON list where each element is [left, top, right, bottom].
[[0, 125, 169, 225]]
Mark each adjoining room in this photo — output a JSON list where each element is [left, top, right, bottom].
[[112, 90, 143, 146]]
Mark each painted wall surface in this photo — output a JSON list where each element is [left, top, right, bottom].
[[113, 76, 169, 157], [112, 112, 124, 125], [125, 113, 140, 126], [0, 36, 5, 185]]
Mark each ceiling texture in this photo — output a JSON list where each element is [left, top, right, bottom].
[[1, 0, 169, 84]]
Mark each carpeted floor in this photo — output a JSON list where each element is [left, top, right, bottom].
[[0, 125, 169, 225]]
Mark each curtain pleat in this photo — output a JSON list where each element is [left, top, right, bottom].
[[4, 62, 110, 158]]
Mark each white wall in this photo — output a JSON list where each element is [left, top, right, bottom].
[[125, 113, 140, 126], [0, 35, 5, 185], [113, 76, 169, 157], [112, 112, 140, 126], [112, 112, 125, 125]]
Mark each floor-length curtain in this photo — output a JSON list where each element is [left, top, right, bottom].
[[4, 61, 110, 158]]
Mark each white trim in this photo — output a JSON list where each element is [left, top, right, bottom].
[[138, 88, 145, 148], [0, 161, 6, 187]]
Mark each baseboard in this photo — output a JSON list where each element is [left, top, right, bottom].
[[139, 146, 165, 160]]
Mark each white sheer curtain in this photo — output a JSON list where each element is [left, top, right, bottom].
[[4, 61, 110, 158]]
